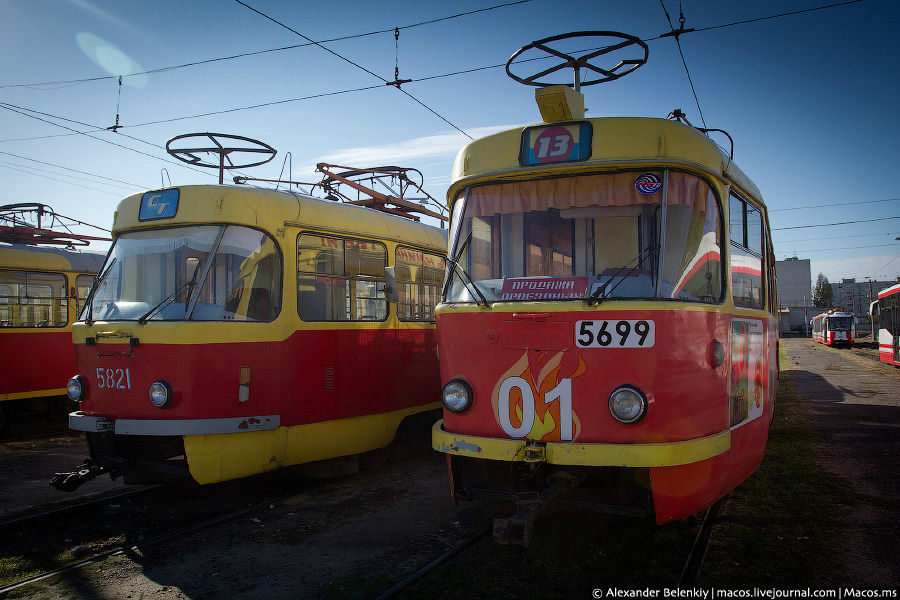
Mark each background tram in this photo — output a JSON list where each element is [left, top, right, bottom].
[[810, 310, 854, 348], [61, 183, 447, 488], [0, 204, 105, 433], [875, 284, 900, 366], [430, 32, 778, 544]]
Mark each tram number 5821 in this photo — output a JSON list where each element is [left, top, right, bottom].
[[575, 320, 655, 348]]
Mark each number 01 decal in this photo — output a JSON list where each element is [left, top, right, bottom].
[[575, 320, 655, 348], [498, 377, 573, 440]]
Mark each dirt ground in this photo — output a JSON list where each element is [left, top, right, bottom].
[[780, 337, 899, 587], [6, 448, 457, 600], [0, 435, 126, 518]]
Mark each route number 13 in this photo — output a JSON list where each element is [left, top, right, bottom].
[[498, 377, 573, 440]]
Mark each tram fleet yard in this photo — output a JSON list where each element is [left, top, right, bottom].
[[0, 336, 894, 599]]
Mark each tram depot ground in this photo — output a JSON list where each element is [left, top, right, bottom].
[[0, 337, 896, 598]]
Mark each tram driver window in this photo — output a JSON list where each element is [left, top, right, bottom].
[[729, 194, 765, 309]]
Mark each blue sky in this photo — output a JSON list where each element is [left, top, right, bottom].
[[1, 0, 898, 282]]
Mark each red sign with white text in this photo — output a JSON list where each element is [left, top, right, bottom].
[[499, 277, 589, 301]]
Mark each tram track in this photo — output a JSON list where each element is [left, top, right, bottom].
[[0, 480, 329, 596]]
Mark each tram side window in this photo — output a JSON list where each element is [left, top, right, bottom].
[[395, 247, 446, 321], [75, 274, 95, 316], [297, 234, 387, 321], [729, 194, 764, 309], [0, 270, 67, 327], [661, 173, 723, 303]]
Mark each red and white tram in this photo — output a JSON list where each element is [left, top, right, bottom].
[[875, 284, 900, 366], [810, 309, 854, 348]]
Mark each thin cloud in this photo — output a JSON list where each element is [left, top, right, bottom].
[[301, 125, 521, 174]]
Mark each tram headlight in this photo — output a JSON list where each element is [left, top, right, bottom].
[[67, 376, 85, 402], [149, 380, 173, 409], [442, 379, 473, 414], [608, 385, 647, 424]]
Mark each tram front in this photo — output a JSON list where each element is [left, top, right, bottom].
[[432, 117, 774, 540]]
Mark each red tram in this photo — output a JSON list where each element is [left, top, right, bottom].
[[430, 33, 778, 543], [810, 309, 854, 348], [60, 179, 447, 489], [0, 204, 105, 432], [876, 284, 899, 365]]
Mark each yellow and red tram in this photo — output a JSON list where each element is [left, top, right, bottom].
[[63, 184, 446, 487], [0, 205, 105, 432], [431, 33, 778, 541]]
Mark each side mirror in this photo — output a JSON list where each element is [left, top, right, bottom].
[[383, 267, 399, 303]]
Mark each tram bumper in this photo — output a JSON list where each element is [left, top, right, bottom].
[[432, 420, 733, 525]]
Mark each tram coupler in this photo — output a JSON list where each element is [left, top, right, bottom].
[[50, 458, 128, 492], [493, 472, 580, 546]]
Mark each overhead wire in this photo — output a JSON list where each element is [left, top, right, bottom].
[[0, 163, 126, 196], [0, 160, 138, 190], [773, 216, 900, 231], [232, 0, 473, 140], [0, 103, 216, 179], [658, 0, 707, 128], [0, 0, 534, 90], [0, 0, 864, 92], [770, 197, 898, 212], [0, 150, 146, 188]]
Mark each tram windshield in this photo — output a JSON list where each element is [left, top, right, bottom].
[[827, 316, 852, 330], [444, 171, 722, 303], [83, 225, 282, 322]]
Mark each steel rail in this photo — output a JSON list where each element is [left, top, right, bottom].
[[0, 483, 326, 595]]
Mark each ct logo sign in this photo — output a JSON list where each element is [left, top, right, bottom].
[[139, 189, 180, 221]]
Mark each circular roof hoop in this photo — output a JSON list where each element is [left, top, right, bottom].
[[506, 31, 648, 92], [165, 133, 277, 184]]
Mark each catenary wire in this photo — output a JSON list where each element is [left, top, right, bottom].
[[776, 231, 898, 244], [658, 0, 707, 127], [0, 0, 534, 90], [773, 216, 900, 231], [0, 0, 865, 92], [232, 0, 473, 139], [0, 104, 217, 179], [770, 197, 898, 212], [0, 163, 125, 196], [0, 150, 146, 188], [0, 160, 139, 190]]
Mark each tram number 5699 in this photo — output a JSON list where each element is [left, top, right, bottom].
[[575, 320, 655, 348]]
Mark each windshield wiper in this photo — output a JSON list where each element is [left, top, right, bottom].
[[586, 243, 659, 306], [443, 231, 490, 308], [84, 258, 117, 326], [138, 269, 200, 324]]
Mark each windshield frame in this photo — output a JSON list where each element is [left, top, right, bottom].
[[81, 223, 284, 323], [443, 168, 726, 306]]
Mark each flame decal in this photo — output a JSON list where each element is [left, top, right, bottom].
[[491, 350, 587, 442]]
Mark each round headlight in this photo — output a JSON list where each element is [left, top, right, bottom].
[[149, 380, 172, 409], [442, 379, 472, 414], [609, 385, 647, 424], [67, 376, 85, 402]]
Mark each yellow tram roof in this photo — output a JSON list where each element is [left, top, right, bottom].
[[112, 185, 447, 251], [449, 117, 762, 205], [0, 243, 105, 273]]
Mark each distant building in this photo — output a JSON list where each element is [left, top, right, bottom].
[[831, 277, 898, 317], [775, 257, 812, 308]]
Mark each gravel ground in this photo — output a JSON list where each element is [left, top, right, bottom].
[[780, 337, 899, 588]]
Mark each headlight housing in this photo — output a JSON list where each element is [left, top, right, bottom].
[[66, 375, 85, 402], [442, 379, 473, 414], [149, 380, 173, 409], [608, 385, 647, 424]]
